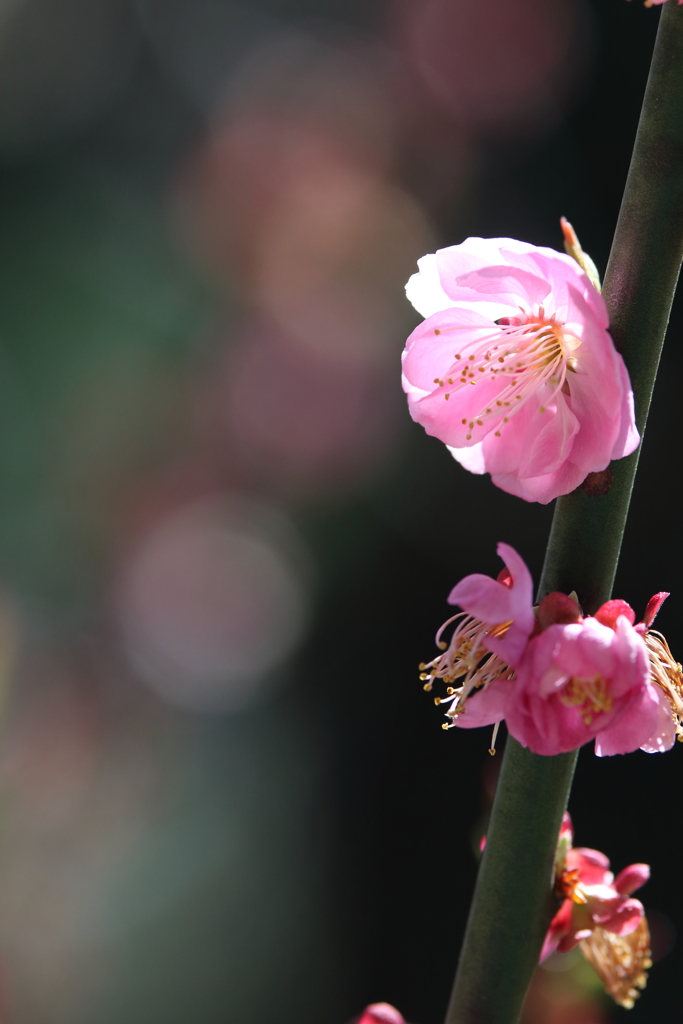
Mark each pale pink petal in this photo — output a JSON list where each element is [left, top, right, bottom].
[[610, 355, 640, 459], [639, 686, 677, 753], [613, 863, 650, 896], [401, 307, 495, 391], [595, 683, 669, 757], [405, 252, 453, 318], [487, 459, 585, 505], [448, 574, 519, 624], [599, 898, 644, 937], [451, 265, 551, 309], [608, 616, 650, 698], [516, 399, 580, 480], [448, 442, 486, 474], [406, 378, 504, 448], [452, 681, 509, 729]]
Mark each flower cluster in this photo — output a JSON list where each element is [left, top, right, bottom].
[[422, 543, 681, 756], [543, 814, 652, 1009], [402, 236, 639, 504]]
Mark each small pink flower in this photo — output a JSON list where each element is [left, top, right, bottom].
[[357, 1004, 406, 1024], [642, 1, 683, 7], [508, 601, 676, 756], [402, 238, 639, 503], [541, 813, 650, 962], [420, 543, 535, 731]]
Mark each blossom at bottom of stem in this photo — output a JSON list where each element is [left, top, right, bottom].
[[579, 919, 652, 1009], [357, 1004, 406, 1024], [542, 813, 652, 1008]]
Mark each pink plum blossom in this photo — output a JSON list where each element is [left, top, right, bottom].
[[541, 813, 650, 962], [643, 1, 683, 7], [508, 602, 676, 756], [357, 1004, 406, 1024], [402, 238, 639, 503], [421, 543, 535, 730]]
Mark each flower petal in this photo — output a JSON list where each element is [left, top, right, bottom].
[[613, 864, 650, 896]]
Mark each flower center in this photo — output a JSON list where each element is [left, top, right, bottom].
[[555, 867, 588, 904], [560, 674, 613, 724], [432, 308, 581, 440]]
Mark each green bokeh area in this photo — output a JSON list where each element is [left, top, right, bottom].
[[0, 157, 207, 606]]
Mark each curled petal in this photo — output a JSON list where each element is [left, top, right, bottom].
[[599, 898, 644, 938], [614, 864, 650, 897], [642, 591, 669, 629]]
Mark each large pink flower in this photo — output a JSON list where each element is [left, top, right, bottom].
[[541, 813, 649, 961], [508, 603, 676, 756], [402, 238, 639, 503]]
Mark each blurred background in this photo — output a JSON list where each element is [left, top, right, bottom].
[[0, 0, 680, 1021]]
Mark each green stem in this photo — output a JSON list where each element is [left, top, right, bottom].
[[444, 5, 683, 1023]]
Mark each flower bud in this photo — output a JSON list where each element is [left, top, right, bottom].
[[357, 1004, 406, 1024]]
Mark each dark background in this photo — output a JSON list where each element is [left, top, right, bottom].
[[0, 0, 679, 1022]]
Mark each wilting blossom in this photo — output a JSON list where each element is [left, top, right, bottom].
[[402, 237, 639, 503], [424, 544, 678, 756], [357, 1004, 407, 1024], [542, 813, 652, 1009], [542, 813, 649, 960]]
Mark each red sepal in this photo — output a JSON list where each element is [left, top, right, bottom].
[[594, 599, 635, 630]]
